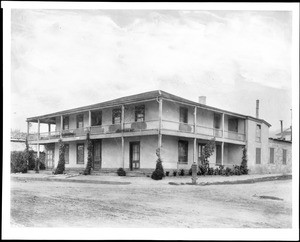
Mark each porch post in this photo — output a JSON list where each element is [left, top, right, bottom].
[[88, 110, 92, 127], [158, 97, 163, 149], [37, 119, 40, 158], [193, 106, 197, 164], [221, 142, 224, 165], [121, 105, 125, 168], [27, 121, 30, 138], [60, 115, 63, 138], [222, 113, 225, 138], [48, 123, 51, 135]]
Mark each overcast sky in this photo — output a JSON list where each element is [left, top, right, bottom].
[[11, 9, 293, 134]]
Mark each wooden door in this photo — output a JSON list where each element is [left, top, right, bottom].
[[46, 148, 54, 169], [130, 142, 140, 170], [93, 140, 102, 170]]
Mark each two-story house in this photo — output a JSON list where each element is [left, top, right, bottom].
[[26, 90, 289, 174]]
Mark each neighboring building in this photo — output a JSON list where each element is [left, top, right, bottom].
[[11, 130, 44, 153], [275, 126, 292, 141], [26, 90, 291, 174]]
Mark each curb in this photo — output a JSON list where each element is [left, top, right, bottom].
[[169, 174, 292, 186], [11, 176, 131, 185]]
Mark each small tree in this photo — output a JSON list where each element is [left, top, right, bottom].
[[198, 138, 216, 175], [84, 134, 93, 175], [151, 148, 165, 180], [240, 146, 248, 175], [54, 139, 65, 175]]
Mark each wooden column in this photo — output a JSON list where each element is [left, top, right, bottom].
[[60, 115, 63, 138], [121, 105, 125, 168], [37, 119, 40, 158], [193, 106, 197, 164], [158, 98, 163, 149], [48, 123, 51, 135], [27, 121, 30, 138], [221, 142, 224, 165], [88, 110, 92, 127], [222, 113, 225, 138]]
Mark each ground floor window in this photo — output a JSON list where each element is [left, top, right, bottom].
[[64, 144, 69, 164], [282, 149, 287, 165], [256, 148, 261, 164], [178, 140, 188, 164], [77, 144, 84, 164], [269, 148, 274, 164]]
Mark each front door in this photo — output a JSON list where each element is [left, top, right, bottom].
[[93, 140, 102, 170], [216, 144, 222, 165], [46, 148, 54, 169], [129, 142, 140, 170]]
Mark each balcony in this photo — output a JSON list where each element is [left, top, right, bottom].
[[27, 119, 245, 142]]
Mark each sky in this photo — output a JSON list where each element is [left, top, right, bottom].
[[11, 9, 293, 134]]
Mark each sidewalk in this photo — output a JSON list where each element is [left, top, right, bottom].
[[10, 170, 292, 186]]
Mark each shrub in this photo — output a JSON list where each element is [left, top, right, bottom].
[[54, 139, 65, 175], [84, 136, 93, 175], [225, 167, 233, 176], [240, 146, 249, 175], [11, 151, 27, 173], [233, 165, 241, 175], [117, 167, 126, 176], [179, 169, 185, 176], [188, 167, 193, 176], [165, 171, 170, 177], [151, 158, 165, 180], [207, 167, 214, 175], [39, 161, 46, 170], [198, 164, 208, 176], [214, 167, 219, 175], [173, 170, 177, 176]]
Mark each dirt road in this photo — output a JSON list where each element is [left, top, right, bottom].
[[10, 178, 292, 228]]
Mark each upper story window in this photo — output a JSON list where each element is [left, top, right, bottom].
[[135, 105, 145, 122], [91, 111, 102, 126], [214, 113, 221, 129], [112, 108, 121, 124], [179, 107, 188, 124], [256, 124, 261, 142], [77, 114, 84, 128], [228, 118, 238, 132], [63, 116, 69, 130]]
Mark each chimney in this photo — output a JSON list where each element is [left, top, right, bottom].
[[198, 96, 206, 105], [256, 100, 259, 119], [280, 120, 283, 139]]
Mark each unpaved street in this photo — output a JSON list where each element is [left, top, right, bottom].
[[11, 178, 292, 228]]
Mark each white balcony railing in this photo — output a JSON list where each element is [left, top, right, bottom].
[[27, 120, 245, 142]]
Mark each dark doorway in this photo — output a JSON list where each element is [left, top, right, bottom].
[[93, 140, 102, 170], [129, 142, 140, 170]]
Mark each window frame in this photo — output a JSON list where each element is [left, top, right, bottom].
[[282, 149, 287, 165], [256, 124, 261, 142], [178, 140, 189, 164], [112, 108, 122, 124], [256, 147, 261, 164], [179, 107, 188, 124], [63, 116, 69, 130], [91, 110, 102, 126], [269, 147, 274, 164], [135, 105, 145, 122], [228, 118, 238, 132], [76, 143, 85, 164], [64, 144, 69, 164], [76, 114, 84, 128]]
